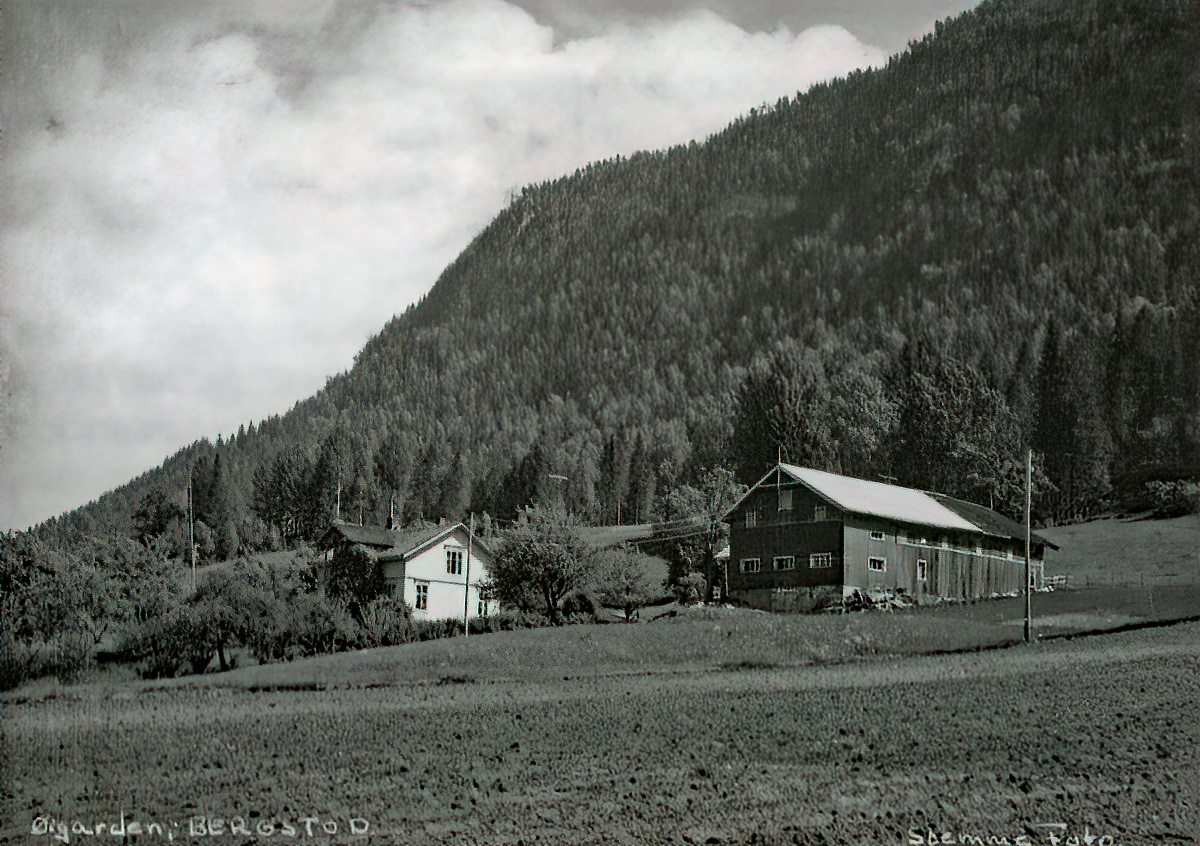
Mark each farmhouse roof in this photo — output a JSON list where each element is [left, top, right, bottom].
[[323, 520, 491, 560], [723, 464, 1055, 546], [322, 522, 406, 549]]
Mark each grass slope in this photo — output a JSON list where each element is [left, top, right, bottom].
[[1040, 514, 1198, 584]]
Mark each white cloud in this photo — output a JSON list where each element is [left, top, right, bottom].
[[1, 0, 886, 529]]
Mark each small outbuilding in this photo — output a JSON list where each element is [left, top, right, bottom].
[[722, 463, 1058, 610]]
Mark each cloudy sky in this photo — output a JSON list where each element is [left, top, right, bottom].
[[1, 0, 974, 530]]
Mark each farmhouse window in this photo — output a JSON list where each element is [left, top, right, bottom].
[[740, 558, 762, 573], [415, 582, 429, 610], [809, 552, 832, 568], [813, 506, 826, 521], [868, 557, 886, 572], [745, 510, 758, 528], [773, 555, 794, 570], [916, 559, 928, 581], [870, 530, 886, 541], [778, 489, 793, 511], [477, 599, 488, 617], [446, 548, 464, 575]]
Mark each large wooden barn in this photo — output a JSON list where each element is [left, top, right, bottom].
[[722, 463, 1057, 611]]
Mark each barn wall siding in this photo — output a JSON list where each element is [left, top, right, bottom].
[[727, 521, 843, 594], [842, 516, 1042, 600]]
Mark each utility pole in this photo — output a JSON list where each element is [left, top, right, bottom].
[[1024, 448, 1033, 643], [462, 513, 475, 638]]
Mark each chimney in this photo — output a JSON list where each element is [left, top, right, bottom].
[[438, 517, 447, 527]]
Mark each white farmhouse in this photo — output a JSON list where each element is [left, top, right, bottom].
[[320, 521, 495, 621]]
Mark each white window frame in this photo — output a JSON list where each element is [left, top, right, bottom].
[[477, 599, 488, 617], [740, 557, 761, 573], [745, 510, 758, 528], [446, 547, 464, 575], [870, 530, 886, 541], [773, 555, 795, 571], [868, 556, 886, 573], [414, 581, 429, 610], [809, 552, 833, 569], [813, 506, 827, 522], [916, 559, 928, 581]]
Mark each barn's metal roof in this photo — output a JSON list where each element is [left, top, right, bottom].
[[779, 464, 982, 533], [929, 493, 1058, 550]]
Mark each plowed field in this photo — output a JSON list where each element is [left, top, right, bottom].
[[5, 622, 1196, 845]]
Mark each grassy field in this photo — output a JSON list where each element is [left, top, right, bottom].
[[1039, 514, 1198, 585], [5, 623, 1196, 844]]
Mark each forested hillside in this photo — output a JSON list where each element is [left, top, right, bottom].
[[32, 0, 1198, 559]]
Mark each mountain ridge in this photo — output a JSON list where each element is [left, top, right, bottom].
[[28, 0, 1198, 555]]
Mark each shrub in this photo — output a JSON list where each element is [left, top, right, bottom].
[[1146, 480, 1199, 518], [115, 606, 212, 680], [0, 629, 94, 688], [673, 572, 707, 605], [357, 596, 413, 648], [285, 592, 362, 658]]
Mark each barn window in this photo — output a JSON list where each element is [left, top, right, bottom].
[[778, 489, 793, 511], [446, 548, 464, 575], [414, 581, 429, 610], [813, 506, 826, 521], [868, 557, 886, 572], [773, 555, 794, 570], [745, 510, 758, 528], [916, 559, 928, 581], [809, 553, 832, 568], [740, 558, 761, 573], [870, 530, 886, 541]]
